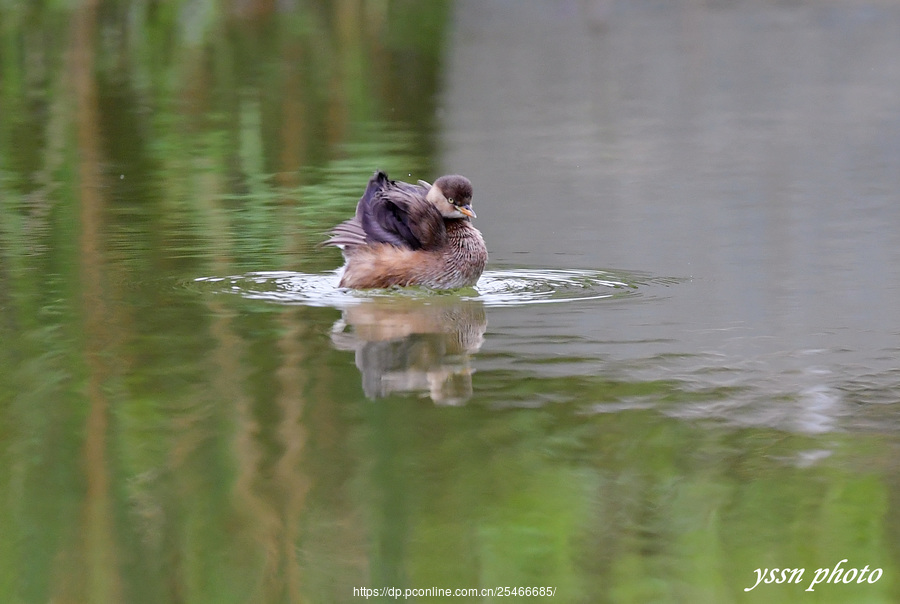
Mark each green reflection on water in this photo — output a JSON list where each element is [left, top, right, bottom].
[[1, 1, 898, 603]]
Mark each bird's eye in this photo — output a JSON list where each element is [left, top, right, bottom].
[[448, 198, 455, 204]]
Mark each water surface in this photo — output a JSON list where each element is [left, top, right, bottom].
[[2, 1, 900, 603]]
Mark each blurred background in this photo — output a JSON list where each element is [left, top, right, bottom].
[[3, 0, 900, 602]]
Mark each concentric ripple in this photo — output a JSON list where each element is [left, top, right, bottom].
[[472, 269, 639, 305], [192, 268, 664, 308]]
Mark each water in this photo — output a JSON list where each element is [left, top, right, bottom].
[[3, 1, 900, 602], [194, 267, 651, 306]]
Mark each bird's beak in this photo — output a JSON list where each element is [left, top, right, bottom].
[[459, 204, 476, 218]]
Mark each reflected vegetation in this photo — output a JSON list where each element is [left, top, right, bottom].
[[2, 1, 900, 603]]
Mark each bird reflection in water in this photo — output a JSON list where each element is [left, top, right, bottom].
[[330, 297, 487, 404]]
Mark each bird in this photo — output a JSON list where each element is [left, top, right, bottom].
[[324, 170, 487, 289]]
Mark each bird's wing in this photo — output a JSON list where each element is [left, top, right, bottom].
[[324, 171, 389, 248], [325, 171, 445, 250], [360, 172, 446, 250], [323, 217, 367, 248]]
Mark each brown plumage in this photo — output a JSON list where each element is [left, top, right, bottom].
[[324, 170, 488, 289]]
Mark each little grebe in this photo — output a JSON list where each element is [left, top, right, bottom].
[[325, 170, 487, 289]]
